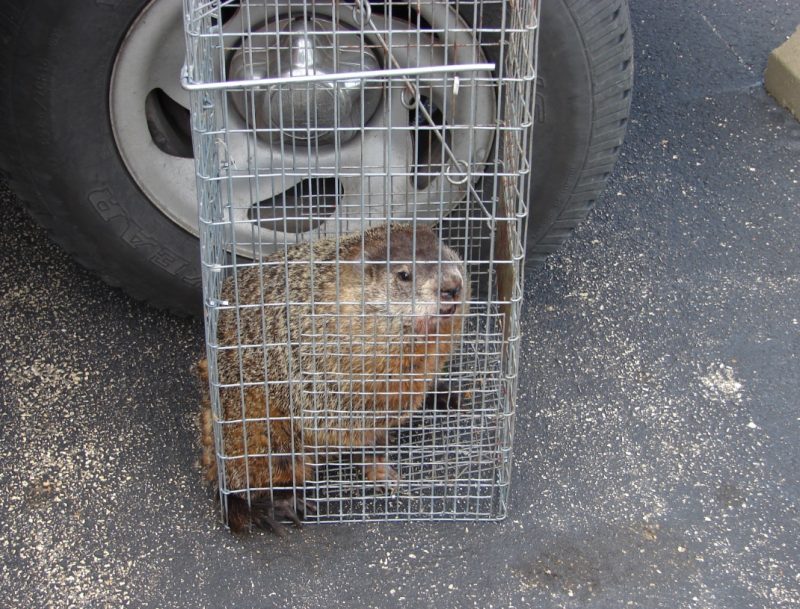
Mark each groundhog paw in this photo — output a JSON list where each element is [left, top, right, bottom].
[[363, 459, 400, 494], [245, 492, 315, 536]]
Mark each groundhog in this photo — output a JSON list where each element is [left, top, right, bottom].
[[199, 223, 468, 533]]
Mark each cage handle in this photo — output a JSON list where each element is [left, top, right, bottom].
[[180, 63, 495, 91]]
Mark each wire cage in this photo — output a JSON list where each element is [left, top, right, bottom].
[[184, 0, 538, 526]]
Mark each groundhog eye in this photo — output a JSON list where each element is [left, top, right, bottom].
[[397, 270, 411, 282]]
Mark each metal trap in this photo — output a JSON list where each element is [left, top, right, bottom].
[[183, 0, 538, 526]]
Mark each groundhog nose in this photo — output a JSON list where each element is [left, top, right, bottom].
[[440, 280, 462, 302], [439, 276, 463, 315], [441, 287, 461, 301]]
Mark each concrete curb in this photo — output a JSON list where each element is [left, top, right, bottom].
[[765, 25, 800, 120]]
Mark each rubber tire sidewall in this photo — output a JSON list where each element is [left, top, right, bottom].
[[464, 0, 633, 267], [532, 0, 596, 249], [0, 0, 203, 314], [529, 0, 633, 262]]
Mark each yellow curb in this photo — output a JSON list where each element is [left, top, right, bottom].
[[765, 25, 800, 120]]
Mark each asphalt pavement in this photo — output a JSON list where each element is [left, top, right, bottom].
[[1, 1, 799, 607]]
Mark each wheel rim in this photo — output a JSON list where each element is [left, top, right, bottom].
[[110, 0, 495, 255]]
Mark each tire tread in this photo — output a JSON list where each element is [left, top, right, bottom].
[[528, 0, 633, 263]]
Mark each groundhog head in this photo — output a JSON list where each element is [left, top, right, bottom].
[[342, 224, 467, 336]]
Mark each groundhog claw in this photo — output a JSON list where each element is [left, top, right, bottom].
[[242, 491, 314, 535]]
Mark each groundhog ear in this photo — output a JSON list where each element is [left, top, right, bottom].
[[356, 238, 390, 264], [359, 251, 381, 279], [358, 247, 374, 263], [341, 244, 376, 279], [361, 239, 388, 263]]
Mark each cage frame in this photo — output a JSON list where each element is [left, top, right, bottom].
[[184, 0, 539, 526]]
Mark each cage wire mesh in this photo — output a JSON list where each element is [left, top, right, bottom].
[[184, 0, 538, 525]]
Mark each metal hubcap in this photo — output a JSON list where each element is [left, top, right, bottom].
[[110, 0, 495, 254], [229, 17, 383, 145]]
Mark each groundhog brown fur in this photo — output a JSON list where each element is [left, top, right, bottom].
[[199, 223, 468, 533]]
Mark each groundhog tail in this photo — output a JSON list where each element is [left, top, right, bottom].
[[196, 358, 209, 385]]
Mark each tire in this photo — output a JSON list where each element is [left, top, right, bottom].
[[0, 0, 632, 315], [529, 0, 633, 264]]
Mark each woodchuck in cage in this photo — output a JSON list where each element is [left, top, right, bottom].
[[183, 0, 537, 532]]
